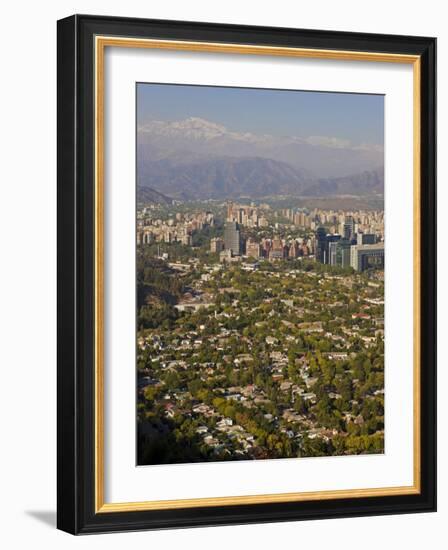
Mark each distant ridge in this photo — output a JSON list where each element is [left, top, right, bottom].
[[137, 154, 383, 201], [138, 156, 311, 200], [138, 116, 384, 179], [137, 116, 384, 201], [137, 186, 174, 205], [303, 169, 384, 197]]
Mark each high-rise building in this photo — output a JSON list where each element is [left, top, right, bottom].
[[316, 227, 327, 263], [224, 221, 241, 255], [210, 237, 225, 253], [181, 234, 192, 246], [335, 239, 352, 267], [226, 201, 234, 221], [350, 243, 385, 272], [288, 241, 300, 258], [357, 232, 377, 245], [270, 238, 285, 260], [325, 234, 341, 264], [343, 216, 355, 241], [246, 238, 261, 259], [261, 239, 271, 258], [328, 241, 339, 266]]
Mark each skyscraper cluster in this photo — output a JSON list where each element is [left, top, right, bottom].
[[226, 201, 268, 227], [315, 225, 384, 271]]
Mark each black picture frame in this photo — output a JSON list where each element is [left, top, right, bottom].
[[57, 14, 436, 534]]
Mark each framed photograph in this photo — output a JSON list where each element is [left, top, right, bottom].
[[57, 14, 436, 534]]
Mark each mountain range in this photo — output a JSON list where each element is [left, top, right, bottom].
[[137, 185, 174, 205], [137, 117, 384, 202]]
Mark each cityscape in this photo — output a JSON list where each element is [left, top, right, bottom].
[[136, 83, 385, 465], [137, 200, 385, 464], [137, 201, 384, 271]]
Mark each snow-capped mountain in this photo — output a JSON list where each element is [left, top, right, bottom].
[[138, 116, 383, 178], [138, 116, 272, 144], [136, 117, 384, 200]]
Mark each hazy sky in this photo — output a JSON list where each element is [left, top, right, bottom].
[[137, 83, 384, 147]]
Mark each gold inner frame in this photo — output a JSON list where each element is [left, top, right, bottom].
[[94, 36, 421, 513]]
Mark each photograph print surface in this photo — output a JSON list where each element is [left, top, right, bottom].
[[136, 83, 385, 466]]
